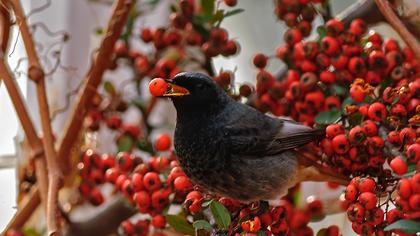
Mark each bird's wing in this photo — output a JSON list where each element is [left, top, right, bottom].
[[223, 105, 324, 157]]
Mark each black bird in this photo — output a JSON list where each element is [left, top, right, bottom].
[[162, 72, 348, 203]]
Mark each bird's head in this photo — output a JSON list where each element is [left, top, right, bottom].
[[162, 72, 230, 113]]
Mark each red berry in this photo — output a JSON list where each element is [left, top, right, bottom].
[[358, 192, 377, 210], [89, 188, 104, 206], [345, 184, 358, 202], [105, 167, 120, 183], [174, 176, 193, 191], [132, 173, 144, 192], [407, 143, 420, 162], [349, 19, 367, 35], [143, 172, 161, 191], [399, 127, 416, 145], [253, 53, 268, 68], [347, 203, 365, 223], [149, 78, 168, 96], [358, 178, 376, 193], [349, 126, 366, 144], [321, 36, 340, 56], [409, 194, 420, 211], [325, 19, 344, 36], [386, 209, 403, 224], [362, 120, 377, 137], [320, 71, 335, 84], [349, 85, 366, 102], [154, 134, 172, 151], [367, 102, 387, 122], [140, 28, 153, 42], [332, 134, 350, 154], [152, 214, 166, 228], [284, 28, 302, 45], [368, 50, 388, 69], [134, 191, 151, 209], [348, 56, 366, 75], [390, 157, 408, 175], [387, 131, 401, 146], [397, 179, 412, 199], [326, 124, 345, 138], [117, 152, 134, 172], [365, 207, 384, 226]]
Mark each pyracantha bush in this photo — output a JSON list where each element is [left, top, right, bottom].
[[67, 0, 420, 236]]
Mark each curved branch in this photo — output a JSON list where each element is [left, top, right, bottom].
[[0, 0, 11, 52], [10, 0, 63, 234], [57, 0, 135, 173], [2, 186, 41, 234], [374, 0, 420, 58]]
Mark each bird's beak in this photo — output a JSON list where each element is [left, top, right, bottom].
[[163, 80, 190, 97]]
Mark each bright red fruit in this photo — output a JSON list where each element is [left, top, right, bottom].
[[149, 78, 168, 96], [390, 157, 408, 175]]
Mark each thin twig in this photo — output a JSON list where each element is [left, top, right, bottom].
[[2, 186, 41, 234], [10, 0, 63, 234], [57, 0, 135, 174]]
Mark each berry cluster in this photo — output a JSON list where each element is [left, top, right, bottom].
[[77, 141, 194, 236], [320, 121, 386, 175], [72, 1, 420, 236], [274, 0, 325, 39], [395, 173, 420, 220]]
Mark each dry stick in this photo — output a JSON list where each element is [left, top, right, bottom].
[[57, 0, 134, 172], [374, 0, 420, 58], [0, 0, 11, 53], [4, 186, 41, 231], [9, 0, 63, 234], [0, 60, 49, 233], [1, 0, 134, 233]]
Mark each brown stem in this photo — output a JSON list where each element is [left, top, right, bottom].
[[10, 0, 63, 234], [0, 0, 11, 52], [374, 0, 420, 58], [57, 0, 135, 173], [1, 186, 41, 234]]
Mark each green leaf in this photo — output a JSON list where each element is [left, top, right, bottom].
[[384, 220, 420, 234], [118, 135, 133, 152], [136, 138, 154, 155], [202, 199, 213, 208], [316, 26, 326, 40], [193, 220, 213, 231], [362, 96, 374, 104], [224, 8, 244, 18], [166, 214, 195, 235], [212, 9, 225, 23], [256, 231, 266, 236], [403, 163, 418, 177], [210, 201, 231, 229], [103, 81, 117, 96], [200, 0, 215, 16], [315, 109, 342, 125], [331, 84, 346, 96], [341, 97, 355, 110]]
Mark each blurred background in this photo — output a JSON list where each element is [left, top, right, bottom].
[[0, 0, 411, 233]]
